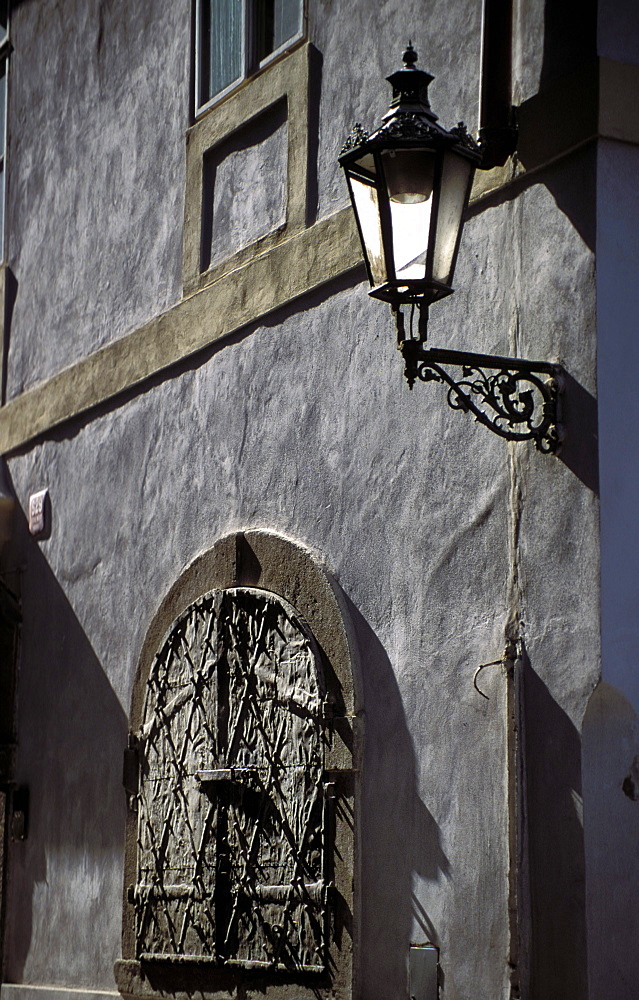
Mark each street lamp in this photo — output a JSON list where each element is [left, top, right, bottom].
[[339, 43, 481, 323], [339, 45, 562, 454]]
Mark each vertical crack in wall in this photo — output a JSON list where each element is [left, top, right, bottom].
[[500, 181, 533, 1000], [505, 439, 530, 1000]]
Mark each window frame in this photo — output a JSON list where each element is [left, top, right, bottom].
[[194, 0, 306, 118]]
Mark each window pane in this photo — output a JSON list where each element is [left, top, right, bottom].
[[273, 0, 302, 49], [255, 0, 301, 63], [199, 0, 243, 106]]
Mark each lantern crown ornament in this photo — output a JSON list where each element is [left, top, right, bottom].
[[339, 44, 481, 323]]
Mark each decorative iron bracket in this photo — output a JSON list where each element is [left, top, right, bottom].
[[401, 342, 563, 454]]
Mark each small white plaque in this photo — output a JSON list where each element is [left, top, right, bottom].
[[28, 489, 48, 536]]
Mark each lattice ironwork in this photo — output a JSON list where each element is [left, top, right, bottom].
[[133, 588, 327, 972]]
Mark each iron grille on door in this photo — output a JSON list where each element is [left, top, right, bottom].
[[132, 587, 327, 971]]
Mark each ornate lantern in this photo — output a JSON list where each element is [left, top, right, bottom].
[[339, 44, 562, 455], [339, 44, 481, 332]]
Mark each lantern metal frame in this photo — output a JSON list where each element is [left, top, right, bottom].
[[339, 44, 482, 317], [339, 45, 562, 454]]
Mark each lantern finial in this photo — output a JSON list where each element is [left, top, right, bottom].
[[402, 42, 418, 68]]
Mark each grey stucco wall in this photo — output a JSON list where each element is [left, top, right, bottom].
[[0, 1, 603, 999], [6, 0, 190, 395], [3, 175, 598, 998], [4, 0, 485, 399], [4, 281, 512, 996]]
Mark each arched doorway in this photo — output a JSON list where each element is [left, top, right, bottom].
[[116, 530, 360, 1000]]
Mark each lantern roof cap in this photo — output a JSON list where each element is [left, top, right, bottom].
[[385, 43, 436, 118], [338, 45, 481, 163]]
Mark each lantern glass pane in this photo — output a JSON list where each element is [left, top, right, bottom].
[[349, 175, 386, 286], [431, 151, 473, 286], [352, 152, 376, 179], [388, 198, 433, 281], [382, 149, 435, 282]]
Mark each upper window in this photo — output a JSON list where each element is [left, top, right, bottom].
[[195, 0, 304, 115]]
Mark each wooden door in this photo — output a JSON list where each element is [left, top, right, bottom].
[[134, 587, 326, 971]]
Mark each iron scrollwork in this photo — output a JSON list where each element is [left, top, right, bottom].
[[340, 122, 370, 155], [372, 111, 440, 141], [401, 342, 562, 454]]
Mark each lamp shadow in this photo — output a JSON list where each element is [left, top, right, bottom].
[[343, 596, 449, 1000], [556, 369, 598, 494], [0, 466, 128, 987], [519, 647, 588, 1000]]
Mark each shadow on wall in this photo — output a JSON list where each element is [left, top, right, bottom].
[[555, 369, 598, 495], [1, 472, 128, 987], [518, 0, 597, 255], [469, 0, 600, 496], [343, 597, 449, 1000], [2, 268, 18, 407], [466, 146, 599, 495], [582, 681, 639, 1000], [539, 0, 597, 94], [519, 652, 588, 1000]]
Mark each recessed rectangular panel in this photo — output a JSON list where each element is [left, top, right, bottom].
[[201, 100, 288, 272], [184, 42, 313, 295]]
